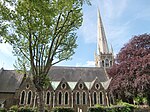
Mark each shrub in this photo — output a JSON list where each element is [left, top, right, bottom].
[[51, 107, 74, 112], [117, 101, 136, 111], [0, 108, 7, 112], [87, 107, 104, 112], [18, 106, 34, 112], [9, 105, 18, 112], [88, 102, 135, 112]]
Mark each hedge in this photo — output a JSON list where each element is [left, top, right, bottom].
[[18, 107, 34, 112], [87, 107, 104, 112], [88, 105, 135, 112], [9, 106, 35, 112], [51, 107, 74, 112], [88, 106, 134, 112]]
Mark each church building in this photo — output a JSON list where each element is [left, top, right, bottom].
[[0, 9, 114, 112]]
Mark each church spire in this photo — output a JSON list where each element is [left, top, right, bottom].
[[97, 8, 109, 54], [95, 8, 114, 68]]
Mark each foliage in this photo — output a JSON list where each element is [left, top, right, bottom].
[[94, 104, 105, 108], [0, 0, 90, 111], [51, 107, 74, 112], [117, 100, 136, 108], [9, 105, 18, 112], [87, 106, 104, 112], [88, 102, 135, 112], [147, 93, 150, 106], [18, 106, 35, 112], [108, 34, 150, 101], [134, 95, 148, 105], [0, 108, 7, 112], [0, 0, 91, 88]]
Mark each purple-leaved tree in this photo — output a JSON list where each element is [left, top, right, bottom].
[[108, 34, 150, 103]]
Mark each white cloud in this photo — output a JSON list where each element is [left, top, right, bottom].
[[76, 60, 95, 67], [86, 61, 95, 66], [78, 7, 97, 43], [0, 43, 13, 56]]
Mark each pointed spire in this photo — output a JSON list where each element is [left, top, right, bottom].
[[97, 8, 109, 54]]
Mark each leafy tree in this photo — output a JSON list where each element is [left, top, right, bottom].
[[108, 34, 150, 103], [0, 0, 91, 111]]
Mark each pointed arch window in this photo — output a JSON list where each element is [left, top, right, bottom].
[[93, 92, 97, 105], [20, 90, 26, 105], [82, 92, 86, 104], [110, 60, 112, 66], [99, 92, 103, 104], [64, 92, 69, 105], [102, 60, 105, 67], [58, 92, 62, 105], [27, 91, 32, 105], [76, 92, 80, 104], [46, 91, 50, 105], [105, 59, 109, 67]]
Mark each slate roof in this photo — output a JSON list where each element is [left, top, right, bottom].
[[48, 66, 109, 82], [0, 66, 110, 92], [0, 68, 23, 92]]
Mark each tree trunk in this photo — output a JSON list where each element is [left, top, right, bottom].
[[37, 90, 45, 112]]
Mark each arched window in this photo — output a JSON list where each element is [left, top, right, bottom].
[[99, 92, 103, 104], [76, 92, 80, 104], [20, 90, 26, 105], [105, 59, 109, 67], [46, 91, 50, 105], [27, 91, 32, 105], [102, 60, 105, 67], [82, 92, 86, 104], [58, 92, 62, 105], [64, 92, 69, 105], [93, 92, 97, 105], [110, 60, 112, 66]]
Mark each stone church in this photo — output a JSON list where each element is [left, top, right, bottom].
[[0, 9, 114, 112]]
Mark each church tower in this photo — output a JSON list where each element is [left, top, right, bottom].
[[95, 9, 114, 68]]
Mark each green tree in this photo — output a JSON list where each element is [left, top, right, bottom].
[[0, 0, 91, 111]]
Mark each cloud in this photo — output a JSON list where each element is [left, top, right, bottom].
[[0, 43, 13, 56], [86, 61, 95, 66], [78, 8, 97, 43], [0, 43, 15, 69], [76, 60, 95, 67], [100, 0, 128, 19]]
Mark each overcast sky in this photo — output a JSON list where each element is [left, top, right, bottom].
[[0, 0, 150, 69]]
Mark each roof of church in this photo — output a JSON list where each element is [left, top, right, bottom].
[[48, 66, 109, 82], [0, 68, 23, 92], [0, 66, 109, 92]]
